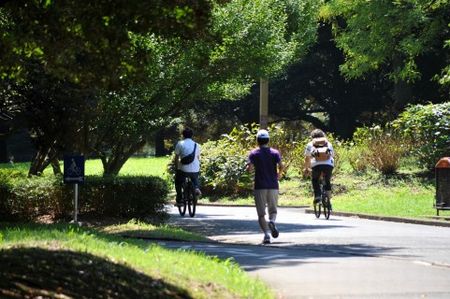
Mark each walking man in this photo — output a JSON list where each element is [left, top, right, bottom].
[[246, 129, 284, 244]]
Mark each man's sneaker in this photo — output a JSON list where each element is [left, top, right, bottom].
[[268, 221, 279, 238], [263, 235, 271, 244]]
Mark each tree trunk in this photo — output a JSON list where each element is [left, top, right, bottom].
[[28, 148, 49, 176], [51, 157, 62, 175], [154, 129, 166, 157], [28, 146, 59, 176], [102, 140, 146, 176], [0, 139, 7, 163]]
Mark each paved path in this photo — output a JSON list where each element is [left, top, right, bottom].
[[163, 206, 450, 298]]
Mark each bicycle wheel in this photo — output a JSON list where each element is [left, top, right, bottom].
[[313, 201, 321, 218], [178, 184, 187, 216], [188, 184, 197, 217], [323, 196, 331, 219]]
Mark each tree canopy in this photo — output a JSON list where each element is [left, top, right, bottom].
[[321, 0, 450, 85], [0, 0, 214, 90]]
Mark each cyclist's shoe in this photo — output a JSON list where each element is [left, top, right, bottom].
[[268, 221, 279, 238], [195, 188, 202, 197], [313, 196, 321, 204], [263, 235, 271, 244]]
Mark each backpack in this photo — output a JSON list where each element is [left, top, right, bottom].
[[312, 137, 331, 161], [180, 143, 197, 165]]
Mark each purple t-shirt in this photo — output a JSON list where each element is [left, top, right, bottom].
[[248, 146, 281, 190]]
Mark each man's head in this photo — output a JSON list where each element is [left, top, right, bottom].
[[182, 127, 193, 139], [310, 129, 325, 139], [256, 129, 269, 145]]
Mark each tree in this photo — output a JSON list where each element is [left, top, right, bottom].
[[1, 64, 89, 176], [321, 0, 450, 88], [0, 0, 214, 90], [88, 0, 323, 176]]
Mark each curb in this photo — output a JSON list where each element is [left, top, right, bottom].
[[305, 209, 450, 227]]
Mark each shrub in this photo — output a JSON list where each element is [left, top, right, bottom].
[[81, 176, 169, 220], [345, 143, 370, 173], [352, 126, 408, 175], [392, 102, 450, 170], [198, 123, 301, 196], [0, 170, 169, 221]]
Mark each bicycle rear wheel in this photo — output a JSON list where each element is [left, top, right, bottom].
[[188, 184, 197, 217], [313, 201, 321, 218], [178, 185, 187, 216], [323, 196, 331, 219]]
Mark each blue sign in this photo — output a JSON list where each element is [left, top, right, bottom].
[[64, 155, 85, 184]]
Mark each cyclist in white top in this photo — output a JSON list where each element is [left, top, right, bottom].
[[304, 129, 334, 204], [174, 127, 201, 206]]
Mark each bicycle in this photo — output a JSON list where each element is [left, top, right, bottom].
[[177, 176, 197, 217], [313, 173, 331, 220]]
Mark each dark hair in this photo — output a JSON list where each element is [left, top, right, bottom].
[[257, 137, 269, 145], [182, 128, 193, 139], [310, 129, 325, 139]]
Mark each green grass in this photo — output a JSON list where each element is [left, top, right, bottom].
[[3, 156, 449, 219], [0, 223, 273, 299], [1, 156, 170, 177], [97, 219, 209, 242]]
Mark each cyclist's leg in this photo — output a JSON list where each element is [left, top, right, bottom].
[[311, 166, 322, 202], [175, 170, 185, 204], [186, 172, 201, 196], [322, 165, 333, 196]]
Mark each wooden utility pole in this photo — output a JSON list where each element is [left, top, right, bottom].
[[259, 78, 269, 129]]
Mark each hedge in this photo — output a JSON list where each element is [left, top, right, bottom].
[[0, 170, 169, 222]]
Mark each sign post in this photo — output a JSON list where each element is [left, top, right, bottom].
[[64, 155, 85, 224], [259, 78, 269, 129]]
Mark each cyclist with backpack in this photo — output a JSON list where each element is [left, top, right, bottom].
[[304, 129, 334, 205], [174, 127, 201, 206]]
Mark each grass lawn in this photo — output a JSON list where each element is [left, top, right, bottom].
[[3, 156, 449, 219], [0, 222, 273, 299]]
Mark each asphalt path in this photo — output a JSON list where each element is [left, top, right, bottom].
[[160, 205, 450, 298]]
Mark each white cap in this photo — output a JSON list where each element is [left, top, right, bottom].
[[256, 129, 269, 139]]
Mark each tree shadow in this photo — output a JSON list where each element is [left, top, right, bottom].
[[0, 247, 191, 299], [167, 212, 350, 237], [148, 239, 406, 273]]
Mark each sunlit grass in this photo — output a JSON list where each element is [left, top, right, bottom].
[[1, 156, 171, 177], [0, 223, 273, 299], [98, 219, 209, 242]]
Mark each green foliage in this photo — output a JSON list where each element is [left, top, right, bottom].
[[199, 123, 300, 195], [350, 125, 408, 175], [321, 0, 450, 85], [392, 102, 450, 169], [0, 1, 213, 88], [0, 171, 169, 221], [210, 0, 322, 79], [81, 176, 169, 220]]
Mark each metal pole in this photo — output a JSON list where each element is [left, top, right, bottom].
[[259, 78, 269, 129], [74, 183, 78, 223]]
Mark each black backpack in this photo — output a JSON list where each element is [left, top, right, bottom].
[[180, 143, 197, 165]]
